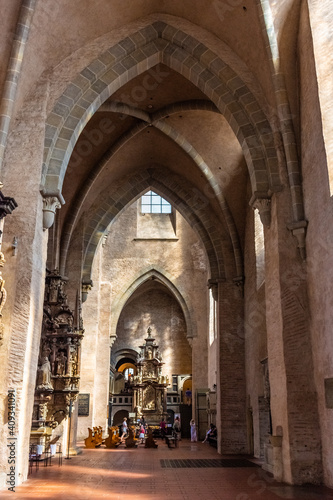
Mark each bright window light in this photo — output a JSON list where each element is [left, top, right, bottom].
[[141, 190, 172, 214]]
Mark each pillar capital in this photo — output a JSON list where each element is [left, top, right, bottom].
[[40, 189, 64, 230], [82, 280, 93, 302], [207, 277, 225, 301], [287, 220, 308, 260], [250, 192, 271, 227], [109, 335, 117, 348]]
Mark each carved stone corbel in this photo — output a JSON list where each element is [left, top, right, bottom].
[[81, 280, 93, 303], [287, 220, 308, 260], [109, 335, 117, 348], [250, 194, 272, 227], [42, 196, 61, 231], [207, 277, 226, 301], [233, 276, 245, 297], [207, 279, 218, 301]]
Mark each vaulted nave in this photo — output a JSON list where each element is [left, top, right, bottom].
[[0, 0, 333, 497]]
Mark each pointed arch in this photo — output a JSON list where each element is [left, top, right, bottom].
[[78, 166, 236, 283], [41, 20, 281, 203], [110, 268, 196, 344], [60, 105, 242, 279]]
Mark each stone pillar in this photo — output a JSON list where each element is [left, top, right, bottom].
[[216, 280, 247, 454], [0, 195, 48, 487], [265, 191, 322, 484], [92, 281, 112, 430], [68, 400, 80, 456], [77, 252, 112, 439]]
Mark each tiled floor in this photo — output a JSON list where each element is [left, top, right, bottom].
[[2, 440, 333, 500]]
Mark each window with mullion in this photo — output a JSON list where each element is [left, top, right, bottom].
[[141, 190, 172, 214]]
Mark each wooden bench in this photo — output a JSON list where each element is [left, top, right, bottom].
[[84, 426, 104, 448], [208, 436, 217, 448]]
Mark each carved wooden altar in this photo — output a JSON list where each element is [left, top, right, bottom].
[[33, 270, 84, 426], [131, 328, 169, 424]]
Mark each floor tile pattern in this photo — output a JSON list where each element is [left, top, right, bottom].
[[160, 458, 259, 468], [1, 440, 333, 500]]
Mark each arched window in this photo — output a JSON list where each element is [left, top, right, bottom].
[[141, 190, 172, 214], [124, 367, 134, 381], [254, 209, 265, 289], [209, 289, 217, 346]]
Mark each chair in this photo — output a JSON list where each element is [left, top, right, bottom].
[[28, 443, 39, 474]]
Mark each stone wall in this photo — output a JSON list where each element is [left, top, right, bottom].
[[77, 198, 209, 439], [113, 287, 192, 378], [299, 2, 333, 487]]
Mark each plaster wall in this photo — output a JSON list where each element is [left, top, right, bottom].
[[78, 198, 209, 437], [113, 288, 192, 379]]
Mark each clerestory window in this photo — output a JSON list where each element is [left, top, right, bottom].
[[141, 190, 172, 214]]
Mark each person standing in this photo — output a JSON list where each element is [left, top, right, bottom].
[[120, 417, 128, 443], [173, 416, 181, 441], [139, 423, 145, 444], [190, 419, 197, 442], [160, 418, 167, 440]]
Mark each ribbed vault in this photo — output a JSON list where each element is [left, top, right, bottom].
[[77, 166, 234, 283], [60, 102, 243, 279], [42, 20, 281, 201]]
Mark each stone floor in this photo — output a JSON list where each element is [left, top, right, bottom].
[[2, 440, 333, 500]]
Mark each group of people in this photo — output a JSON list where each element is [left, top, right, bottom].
[[120, 416, 147, 444], [159, 416, 198, 442], [120, 415, 215, 444]]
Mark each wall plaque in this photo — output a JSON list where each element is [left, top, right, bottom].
[[78, 393, 90, 416]]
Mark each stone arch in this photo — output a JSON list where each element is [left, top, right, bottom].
[[79, 167, 233, 283], [60, 102, 242, 280], [114, 349, 139, 367], [112, 410, 129, 426], [110, 268, 196, 343], [42, 20, 280, 202], [179, 375, 192, 391]]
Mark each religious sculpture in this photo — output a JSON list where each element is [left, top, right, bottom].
[[37, 356, 53, 390], [132, 328, 169, 424], [69, 354, 77, 377], [33, 269, 84, 425], [56, 351, 67, 376]]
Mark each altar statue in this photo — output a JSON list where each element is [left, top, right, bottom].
[[56, 351, 67, 376], [37, 356, 53, 389]]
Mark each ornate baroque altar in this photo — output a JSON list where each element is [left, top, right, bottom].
[[131, 328, 169, 424], [33, 270, 84, 429]]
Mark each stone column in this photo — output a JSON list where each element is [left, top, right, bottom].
[[0, 195, 48, 487], [264, 191, 322, 484], [216, 280, 247, 454], [92, 281, 112, 430], [68, 400, 80, 456]]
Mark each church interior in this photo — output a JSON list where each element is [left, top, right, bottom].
[[0, 0, 333, 497]]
